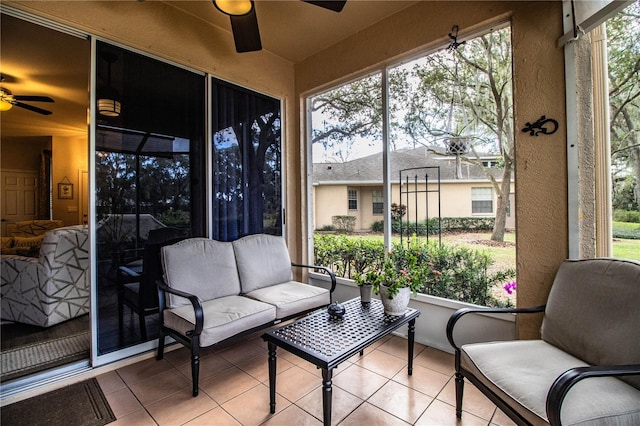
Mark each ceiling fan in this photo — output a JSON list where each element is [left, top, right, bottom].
[[0, 77, 54, 115], [213, 0, 347, 53]]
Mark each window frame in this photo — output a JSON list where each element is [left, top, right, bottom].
[[471, 187, 494, 214], [372, 189, 383, 215], [348, 188, 358, 211]]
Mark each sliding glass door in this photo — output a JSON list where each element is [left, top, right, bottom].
[[94, 41, 205, 356], [211, 78, 282, 241]]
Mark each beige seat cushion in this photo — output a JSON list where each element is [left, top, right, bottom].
[[244, 281, 329, 319], [461, 340, 640, 425], [163, 295, 276, 347]]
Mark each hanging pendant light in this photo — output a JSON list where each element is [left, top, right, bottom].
[[98, 52, 121, 117]]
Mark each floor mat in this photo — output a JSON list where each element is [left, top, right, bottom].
[[1, 378, 115, 426], [1, 332, 90, 382]]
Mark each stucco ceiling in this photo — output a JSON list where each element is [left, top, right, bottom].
[[0, 1, 417, 139], [166, 1, 418, 63]]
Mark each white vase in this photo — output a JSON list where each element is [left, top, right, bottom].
[[380, 286, 411, 316]]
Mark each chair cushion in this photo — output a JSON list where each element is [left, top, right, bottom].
[[13, 235, 43, 257], [233, 234, 292, 293], [244, 281, 329, 318], [542, 258, 640, 388], [461, 340, 640, 425], [161, 238, 241, 308], [163, 295, 276, 347]]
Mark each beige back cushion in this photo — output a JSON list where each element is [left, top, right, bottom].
[[161, 238, 241, 308], [232, 234, 292, 293], [541, 258, 640, 389]]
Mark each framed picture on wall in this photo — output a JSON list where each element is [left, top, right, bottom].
[[58, 182, 74, 199]]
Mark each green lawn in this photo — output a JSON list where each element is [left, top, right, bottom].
[[613, 222, 640, 260], [613, 238, 640, 260]]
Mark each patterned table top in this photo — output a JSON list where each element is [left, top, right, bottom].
[[263, 298, 420, 369]]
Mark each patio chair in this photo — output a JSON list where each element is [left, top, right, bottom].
[[446, 258, 640, 425], [118, 235, 186, 339]]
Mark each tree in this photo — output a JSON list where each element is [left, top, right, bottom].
[[400, 27, 514, 241], [311, 26, 514, 241], [311, 75, 382, 162], [608, 3, 640, 212]]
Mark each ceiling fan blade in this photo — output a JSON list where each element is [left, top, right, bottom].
[[302, 1, 346, 12], [14, 95, 54, 103], [14, 101, 52, 115], [230, 10, 262, 53]]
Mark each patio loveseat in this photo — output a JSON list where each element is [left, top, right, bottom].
[[446, 258, 640, 425], [156, 233, 336, 396]]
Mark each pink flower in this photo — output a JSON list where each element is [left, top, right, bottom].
[[503, 281, 517, 295]]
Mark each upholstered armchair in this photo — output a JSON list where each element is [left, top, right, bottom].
[[446, 258, 640, 425], [1, 225, 90, 327]]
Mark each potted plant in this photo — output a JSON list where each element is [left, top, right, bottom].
[[353, 270, 380, 306], [374, 241, 430, 316]]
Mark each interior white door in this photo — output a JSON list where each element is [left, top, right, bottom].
[[1, 170, 39, 236]]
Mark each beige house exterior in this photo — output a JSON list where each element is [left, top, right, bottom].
[[313, 147, 515, 231]]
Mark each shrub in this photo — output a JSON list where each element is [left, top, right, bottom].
[[314, 234, 515, 307], [331, 215, 356, 232], [370, 217, 495, 234], [157, 210, 190, 227], [613, 209, 640, 224]]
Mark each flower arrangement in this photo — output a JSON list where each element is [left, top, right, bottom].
[[373, 237, 433, 299]]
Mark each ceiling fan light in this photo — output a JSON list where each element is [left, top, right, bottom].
[[0, 88, 14, 111], [98, 98, 121, 117], [213, 0, 253, 16], [0, 100, 13, 112]]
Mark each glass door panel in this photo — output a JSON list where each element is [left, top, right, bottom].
[[94, 41, 205, 355]]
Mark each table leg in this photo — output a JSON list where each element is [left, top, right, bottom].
[[268, 342, 277, 414], [408, 318, 416, 375], [321, 368, 333, 426]]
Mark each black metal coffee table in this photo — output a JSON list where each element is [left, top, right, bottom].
[[262, 298, 420, 426]]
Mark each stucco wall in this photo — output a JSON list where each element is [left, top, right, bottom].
[[52, 135, 87, 226], [296, 1, 567, 339], [314, 181, 516, 230]]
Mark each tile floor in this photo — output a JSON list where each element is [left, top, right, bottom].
[[96, 332, 517, 426]]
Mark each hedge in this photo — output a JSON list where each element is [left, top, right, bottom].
[[314, 233, 515, 307]]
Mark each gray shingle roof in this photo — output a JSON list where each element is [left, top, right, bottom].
[[313, 146, 504, 184]]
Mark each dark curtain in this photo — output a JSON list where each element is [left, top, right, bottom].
[[38, 150, 52, 219], [211, 79, 282, 242]]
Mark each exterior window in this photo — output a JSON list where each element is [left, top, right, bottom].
[[472, 187, 493, 214], [372, 190, 383, 214], [348, 189, 358, 210]]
